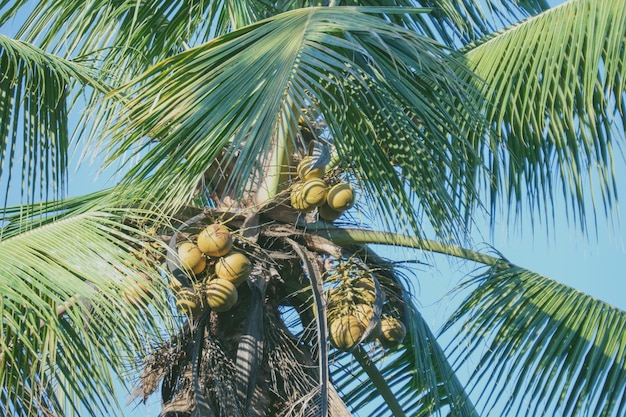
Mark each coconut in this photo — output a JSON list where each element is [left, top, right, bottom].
[[297, 156, 325, 181], [326, 183, 355, 211], [379, 316, 406, 345], [214, 252, 252, 286], [177, 242, 204, 271], [205, 278, 238, 312], [318, 203, 343, 221], [352, 277, 380, 304], [197, 224, 233, 257], [329, 314, 367, 350], [301, 178, 329, 207], [353, 303, 382, 341], [191, 256, 207, 275], [175, 288, 201, 316], [352, 303, 374, 324], [290, 183, 312, 212]]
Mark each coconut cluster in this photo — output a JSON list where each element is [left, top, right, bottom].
[[324, 261, 406, 350], [290, 156, 355, 221], [173, 223, 251, 316]]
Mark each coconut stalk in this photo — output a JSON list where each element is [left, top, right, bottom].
[[306, 224, 509, 269], [283, 236, 330, 417], [351, 346, 407, 417]]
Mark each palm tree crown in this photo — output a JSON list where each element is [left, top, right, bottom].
[[1, 0, 625, 416]]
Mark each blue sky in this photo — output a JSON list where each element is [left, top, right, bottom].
[[2, 0, 625, 415]]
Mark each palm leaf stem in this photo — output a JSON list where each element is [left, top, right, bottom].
[[284, 236, 329, 417], [307, 224, 507, 268], [351, 345, 407, 417]]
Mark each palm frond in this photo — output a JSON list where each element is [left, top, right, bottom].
[[444, 264, 626, 417], [462, 0, 626, 231], [110, 7, 485, 239], [0, 34, 107, 204], [2, 0, 231, 177], [411, 0, 550, 45], [0, 193, 177, 416], [0, 0, 550, 50]]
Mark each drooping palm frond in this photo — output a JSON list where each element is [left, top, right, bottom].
[[109, 7, 485, 240], [462, 0, 626, 231], [0, 192, 177, 416], [0, 34, 107, 204], [443, 264, 626, 417]]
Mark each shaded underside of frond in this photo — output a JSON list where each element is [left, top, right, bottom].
[[444, 264, 626, 417], [0, 195, 176, 416], [463, 0, 626, 231]]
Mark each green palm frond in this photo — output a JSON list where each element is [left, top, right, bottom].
[[411, 0, 550, 44], [1, 0, 550, 50], [463, 0, 626, 230], [444, 264, 626, 417], [2, 0, 233, 169], [110, 7, 485, 239], [0, 193, 176, 416], [0, 34, 107, 204]]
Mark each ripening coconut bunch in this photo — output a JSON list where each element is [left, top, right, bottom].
[[324, 259, 408, 349], [324, 265, 381, 350], [289, 156, 355, 221], [172, 223, 252, 315]]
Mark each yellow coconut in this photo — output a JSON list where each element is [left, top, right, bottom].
[[297, 156, 325, 181], [290, 183, 312, 212], [318, 203, 343, 221], [379, 316, 407, 345], [197, 224, 233, 257], [352, 303, 374, 325], [205, 278, 238, 312], [352, 277, 379, 304], [214, 252, 252, 286], [329, 314, 366, 350], [353, 303, 382, 341], [177, 242, 204, 271], [301, 178, 329, 207], [326, 183, 355, 211], [175, 288, 201, 316], [191, 256, 207, 275]]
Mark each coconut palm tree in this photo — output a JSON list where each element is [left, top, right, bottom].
[[1, 0, 625, 416]]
